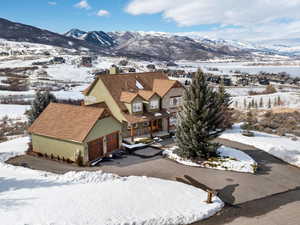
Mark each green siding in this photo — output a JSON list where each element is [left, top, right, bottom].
[[145, 95, 161, 112], [85, 117, 122, 144], [31, 134, 85, 162]]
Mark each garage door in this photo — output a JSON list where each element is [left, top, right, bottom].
[[106, 132, 119, 153], [88, 137, 104, 161]]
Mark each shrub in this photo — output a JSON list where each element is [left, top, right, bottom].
[[76, 151, 84, 167]]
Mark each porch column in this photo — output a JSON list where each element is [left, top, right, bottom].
[[131, 124, 134, 143], [150, 121, 153, 139]]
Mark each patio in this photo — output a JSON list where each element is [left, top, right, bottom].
[[124, 130, 174, 144]]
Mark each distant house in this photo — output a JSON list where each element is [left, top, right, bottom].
[[81, 57, 92, 67], [28, 103, 121, 165], [51, 57, 65, 64], [259, 78, 270, 85], [109, 65, 120, 74], [83, 72, 185, 142], [223, 78, 232, 86]]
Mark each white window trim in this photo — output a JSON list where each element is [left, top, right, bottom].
[[170, 96, 182, 107], [150, 99, 159, 109], [132, 102, 143, 113]]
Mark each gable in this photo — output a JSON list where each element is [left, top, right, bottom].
[[28, 103, 106, 143]]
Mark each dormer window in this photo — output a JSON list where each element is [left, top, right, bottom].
[[150, 99, 159, 109], [170, 96, 182, 107], [133, 102, 143, 112]]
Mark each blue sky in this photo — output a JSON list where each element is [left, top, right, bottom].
[[0, 0, 216, 34], [2, 0, 300, 41]]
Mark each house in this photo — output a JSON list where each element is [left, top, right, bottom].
[[81, 56, 92, 67], [109, 65, 120, 74], [28, 103, 122, 165], [51, 57, 65, 64], [83, 72, 185, 142]]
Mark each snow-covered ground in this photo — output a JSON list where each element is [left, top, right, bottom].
[[231, 92, 300, 110], [0, 104, 29, 120], [220, 124, 300, 167], [0, 138, 224, 225], [174, 60, 300, 78], [163, 146, 257, 173]]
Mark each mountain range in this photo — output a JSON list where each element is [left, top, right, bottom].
[[1, 17, 300, 61]]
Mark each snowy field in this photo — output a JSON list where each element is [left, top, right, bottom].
[[231, 92, 300, 110], [174, 61, 300, 78], [0, 138, 224, 225], [0, 104, 29, 120], [220, 124, 300, 167], [163, 146, 257, 173]]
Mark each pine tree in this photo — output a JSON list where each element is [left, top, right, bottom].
[[217, 81, 233, 129], [268, 98, 271, 108], [277, 96, 282, 106], [27, 90, 57, 125], [175, 69, 225, 160], [254, 100, 258, 109], [259, 97, 263, 108], [243, 98, 247, 109], [248, 102, 251, 109], [251, 98, 255, 108]]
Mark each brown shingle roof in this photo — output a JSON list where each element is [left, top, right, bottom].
[[120, 91, 141, 103], [138, 90, 157, 101], [28, 103, 107, 143], [99, 72, 168, 111], [153, 79, 183, 97]]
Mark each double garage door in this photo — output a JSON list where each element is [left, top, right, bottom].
[[88, 132, 119, 161]]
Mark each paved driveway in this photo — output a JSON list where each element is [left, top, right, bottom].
[[99, 139, 300, 205], [7, 139, 300, 205]]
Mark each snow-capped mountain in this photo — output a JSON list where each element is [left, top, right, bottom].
[[64, 29, 115, 47], [179, 33, 300, 57], [109, 31, 252, 61], [0, 18, 106, 52], [1, 17, 298, 61], [64, 29, 86, 39]]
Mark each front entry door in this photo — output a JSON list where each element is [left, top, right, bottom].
[[88, 137, 104, 161], [151, 120, 161, 132]]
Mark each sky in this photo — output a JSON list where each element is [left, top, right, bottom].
[[2, 0, 300, 41]]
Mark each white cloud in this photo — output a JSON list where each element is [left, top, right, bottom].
[[74, 0, 91, 10], [97, 10, 110, 17], [48, 1, 56, 6], [125, 0, 300, 40]]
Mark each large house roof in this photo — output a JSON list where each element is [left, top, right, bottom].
[[97, 72, 169, 111], [82, 72, 184, 124], [28, 103, 107, 143]]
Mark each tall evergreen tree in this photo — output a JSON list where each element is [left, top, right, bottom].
[[175, 69, 225, 160], [259, 97, 263, 108], [268, 98, 272, 108], [27, 90, 57, 125], [217, 81, 233, 129]]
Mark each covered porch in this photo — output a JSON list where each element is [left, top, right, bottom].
[[122, 112, 174, 144]]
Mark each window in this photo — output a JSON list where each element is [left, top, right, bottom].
[[170, 96, 182, 107], [150, 99, 159, 109], [133, 102, 143, 112], [170, 115, 177, 126]]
